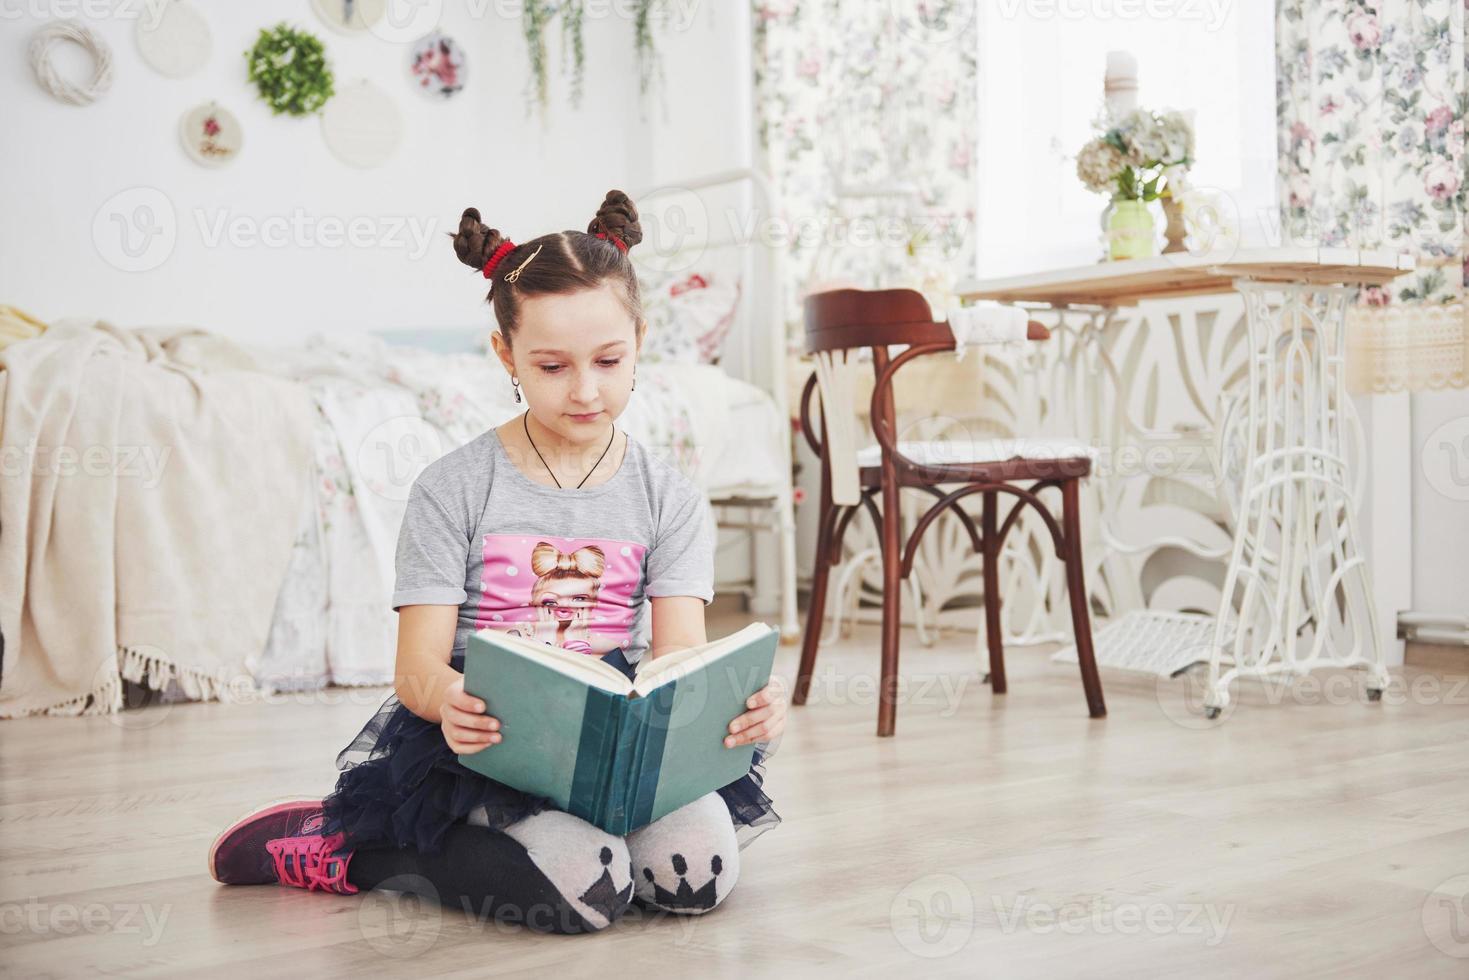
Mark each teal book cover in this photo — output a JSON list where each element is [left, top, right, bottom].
[[457, 622, 778, 836]]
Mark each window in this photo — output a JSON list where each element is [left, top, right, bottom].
[[974, 2, 1278, 276]]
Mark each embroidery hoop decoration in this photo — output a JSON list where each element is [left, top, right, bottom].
[[29, 20, 114, 106], [320, 79, 404, 169], [135, 0, 211, 79], [311, 0, 390, 35], [408, 31, 467, 101], [179, 102, 243, 168]]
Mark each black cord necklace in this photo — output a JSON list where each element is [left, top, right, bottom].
[[523, 411, 616, 490]]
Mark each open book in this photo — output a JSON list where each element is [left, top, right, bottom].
[[457, 622, 778, 836]]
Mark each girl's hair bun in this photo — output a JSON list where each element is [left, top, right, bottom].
[[451, 206, 506, 271], [587, 189, 642, 251]]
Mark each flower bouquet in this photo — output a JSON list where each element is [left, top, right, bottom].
[[1077, 107, 1195, 259]]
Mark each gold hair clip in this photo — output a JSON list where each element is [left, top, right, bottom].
[[504, 243, 543, 283]]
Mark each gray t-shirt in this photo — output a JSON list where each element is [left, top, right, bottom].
[[391, 427, 715, 666]]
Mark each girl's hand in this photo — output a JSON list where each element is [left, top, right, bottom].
[[441, 676, 502, 755], [725, 676, 788, 748]]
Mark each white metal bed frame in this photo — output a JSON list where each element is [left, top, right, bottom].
[[630, 168, 800, 641]]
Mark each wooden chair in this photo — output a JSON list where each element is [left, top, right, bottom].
[[792, 287, 1106, 736]]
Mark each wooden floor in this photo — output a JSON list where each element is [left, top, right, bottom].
[[4, 605, 1469, 978]]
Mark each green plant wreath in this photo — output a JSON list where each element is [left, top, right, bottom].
[[246, 22, 334, 117]]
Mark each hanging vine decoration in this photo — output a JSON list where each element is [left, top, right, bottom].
[[560, 0, 585, 107], [522, 0, 554, 111], [520, 0, 662, 114], [632, 0, 661, 98]]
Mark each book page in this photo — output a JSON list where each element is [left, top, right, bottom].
[[630, 622, 773, 697], [473, 628, 633, 694]]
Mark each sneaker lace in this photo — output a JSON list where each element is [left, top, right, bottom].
[[265, 831, 358, 894]]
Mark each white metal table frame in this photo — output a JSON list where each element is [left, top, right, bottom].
[[959, 248, 1416, 713], [1202, 278, 1386, 714]]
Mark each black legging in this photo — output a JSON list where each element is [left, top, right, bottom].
[[348, 824, 605, 935], [345, 790, 739, 934]]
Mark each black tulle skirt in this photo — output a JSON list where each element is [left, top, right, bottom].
[[320, 647, 780, 856]]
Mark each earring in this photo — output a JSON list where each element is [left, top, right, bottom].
[[512, 375, 521, 403], [631, 367, 636, 392]]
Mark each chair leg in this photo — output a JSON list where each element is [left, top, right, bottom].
[[1061, 478, 1106, 718], [981, 490, 1007, 695], [877, 477, 903, 737], [793, 497, 839, 706], [777, 487, 801, 643]]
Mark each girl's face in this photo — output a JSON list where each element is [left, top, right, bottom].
[[492, 281, 645, 447], [532, 578, 597, 624]]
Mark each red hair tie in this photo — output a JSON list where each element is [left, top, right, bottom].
[[482, 239, 517, 279], [595, 231, 629, 253]]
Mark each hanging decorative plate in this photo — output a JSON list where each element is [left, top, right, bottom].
[[408, 31, 466, 100], [135, 0, 211, 78], [179, 102, 242, 167], [320, 79, 403, 168], [311, 0, 389, 35]]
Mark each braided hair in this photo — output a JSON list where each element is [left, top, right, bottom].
[[450, 189, 645, 346]]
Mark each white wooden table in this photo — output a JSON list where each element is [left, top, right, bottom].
[[958, 247, 1416, 714]]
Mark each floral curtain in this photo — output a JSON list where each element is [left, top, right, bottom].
[[1277, 0, 1469, 391], [752, 1, 978, 351]]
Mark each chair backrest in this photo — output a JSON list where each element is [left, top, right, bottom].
[[802, 288, 957, 506], [804, 288, 957, 354]]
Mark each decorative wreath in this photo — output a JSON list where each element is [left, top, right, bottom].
[[29, 20, 114, 106], [245, 22, 334, 117]]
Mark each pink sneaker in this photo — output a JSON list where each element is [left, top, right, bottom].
[[208, 798, 358, 895]]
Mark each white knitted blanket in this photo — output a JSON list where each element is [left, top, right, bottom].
[[0, 320, 313, 717]]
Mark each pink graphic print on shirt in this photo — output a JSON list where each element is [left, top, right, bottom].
[[476, 534, 647, 656]]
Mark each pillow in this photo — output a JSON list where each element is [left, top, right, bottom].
[[636, 267, 742, 365], [371, 327, 488, 355]]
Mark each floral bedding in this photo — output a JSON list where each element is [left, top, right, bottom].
[[244, 333, 781, 690]]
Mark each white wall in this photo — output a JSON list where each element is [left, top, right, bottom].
[[0, 1, 658, 344], [1411, 389, 1469, 615], [1362, 385, 1469, 631], [637, 0, 751, 185], [627, 2, 781, 610]]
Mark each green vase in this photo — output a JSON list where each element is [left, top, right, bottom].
[[1107, 198, 1156, 261]]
